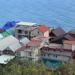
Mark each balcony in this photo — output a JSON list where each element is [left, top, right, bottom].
[[41, 54, 70, 62]]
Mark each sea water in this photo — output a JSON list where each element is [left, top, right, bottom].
[[0, 0, 75, 31]]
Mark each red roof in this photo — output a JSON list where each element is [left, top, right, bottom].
[[16, 39, 41, 52], [16, 46, 26, 52], [38, 25, 49, 33], [32, 36, 49, 42], [64, 40, 75, 45], [27, 39, 41, 47]]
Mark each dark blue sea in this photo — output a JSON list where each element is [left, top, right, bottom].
[[0, 0, 75, 31]]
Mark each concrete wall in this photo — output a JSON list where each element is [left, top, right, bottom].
[[41, 48, 72, 62], [42, 54, 70, 62], [19, 47, 39, 61], [64, 44, 72, 50], [31, 28, 39, 37], [44, 31, 49, 37]]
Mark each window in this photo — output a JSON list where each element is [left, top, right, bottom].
[[25, 31, 28, 34], [56, 55, 57, 58], [28, 52, 32, 56], [3, 50, 15, 55], [18, 30, 22, 33], [16, 52, 20, 57], [38, 31, 39, 34], [48, 54, 50, 56]]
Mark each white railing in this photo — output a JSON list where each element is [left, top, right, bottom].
[[49, 43, 63, 48]]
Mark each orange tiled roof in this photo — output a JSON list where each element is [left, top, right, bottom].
[[38, 25, 49, 33]]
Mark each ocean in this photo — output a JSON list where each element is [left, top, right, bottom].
[[0, 0, 75, 31]]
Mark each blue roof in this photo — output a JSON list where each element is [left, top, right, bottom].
[[2, 21, 16, 30]]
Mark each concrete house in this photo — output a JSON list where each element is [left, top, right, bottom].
[[16, 39, 41, 61], [40, 45, 72, 70], [40, 45, 72, 62], [31, 25, 49, 38], [15, 22, 37, 39], [16, 36, 49, 61], [15, 21, 49, 39]]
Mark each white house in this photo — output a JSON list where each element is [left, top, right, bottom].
[[15, 22, 37, 39], [40, 45, 72, 62], [0, 35, 22, 64], [16, 39, 41, 61], [0, 35, 21, 55]]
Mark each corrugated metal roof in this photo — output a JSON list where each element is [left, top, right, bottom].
[[0, 34, 3, 39], [16, 22, 36, 26], [65, 34, 75, 40], [20, 37, 30, 45], [0, 35, 19, 51], [0, 55, 15, 64], [53, 27, 65, 37], [9, 42, 22, 52]]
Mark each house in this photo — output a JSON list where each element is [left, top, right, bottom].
[[32, 36, 49, 46], [49, 27, 74, 44], [0, 35, 22, 64], [40, 45, 72, 69], [16, 36, 49, 61], [49, 27, 65, 43], [0, 35, 21, 55], [40, 45, 72, 62], [49, 27, 65, 37], [16, 39, 42, 61], [37, 25, 49, 37], [0, 55, 15, 64], [15, 22, 37, 39], [15, 21, 49, 39]]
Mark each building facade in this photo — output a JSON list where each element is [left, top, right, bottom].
[[15, 22, 49, 39], [40, 45, 72, 62]]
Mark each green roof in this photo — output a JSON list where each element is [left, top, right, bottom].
[[1, 31, 11, 37]]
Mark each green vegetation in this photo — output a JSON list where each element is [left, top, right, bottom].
[[0, 58, 75, 75], [53, 60, 75, 75], [0, 58, 52, 75]]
